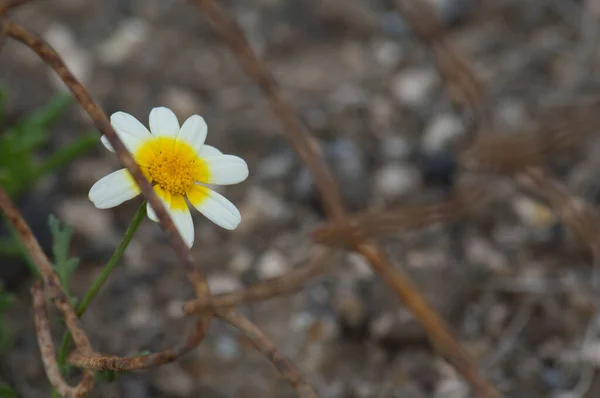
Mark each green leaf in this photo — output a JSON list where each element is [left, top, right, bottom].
[[16, 93, 73, 132], [48, 215, 79, 292], [0, 384, 19, 398]]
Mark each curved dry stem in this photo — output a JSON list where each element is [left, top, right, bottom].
[[0, 188, 93, 353], [191, 1, 498, 396], [190, 0, 345, 222], [219, 310, 318, 398], [0, 0, 28, 15], [31, 281, 95, 398], [184, 248, 333, 314], [394, 0, 490, 134], [4, 20, 209, 298], [313, 183, 491, 245], [68, 317, 209, 371]]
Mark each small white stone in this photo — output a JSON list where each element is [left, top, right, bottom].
[[97, 18, 149, 66], [44, 24, 92, 90], [207, 274, 243, 295], [434, 379, 469, 398], [57, 199, 115, 243], [581, 340, 600, 367], [372, 39, 404, 69], [159, 87, 202, 119], [166, 299, 185, 319], [228, 248, 254, 275], [153, 364, 195, 396], [347, 252, 374, 279], [256, 250, 289, 280], [513, 196, 554, 228], [380, 136, 411, 160], [237, 186, 293, 232], [422, 113, 464, 153], [392, 68, 439, 107], [374, 163, 422, 200]]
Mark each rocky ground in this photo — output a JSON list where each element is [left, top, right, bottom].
[[2, 0, 600, 397]]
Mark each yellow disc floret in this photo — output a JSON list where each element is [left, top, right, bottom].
[[135, 137, 208, 197]]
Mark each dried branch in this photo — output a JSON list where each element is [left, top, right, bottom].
[[4, 20, 210, 297], [394, 0, 490, 134], [68, 317, 209, 371], [4, 17, 320, 398], [219, 310, 318, 398], [31, 281, 95, 398], [0, 0, 28, 15], [184, 248, 334, 314], [313, 182, 491, 246], [0, 188, 93, 354], [191, 1, 499, 396]]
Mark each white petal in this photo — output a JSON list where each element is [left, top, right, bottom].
[[89, 169, 140, 209], [188, 186, 241, 230], [204, 155, 249, 185], [110, 112, 153, 153], [101, 135, 114, 152], [149, 107, 180, 138], [198, 145, 222, 157], [177, 115, 207, 154], [167, 202, 194, 248], [147, 201, 158, 222], [146, 186, 171, 222]]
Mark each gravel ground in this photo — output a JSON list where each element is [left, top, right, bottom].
[[3, 0, 600, 397]]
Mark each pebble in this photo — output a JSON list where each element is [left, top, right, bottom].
[[392, 68, 439, 107], [207, 273, 243, 295], [372, 39, 404, 69], [374, 163, 422, 201], [329, 83, 367, 111], [434, 378, 469, 398], [293, 137, 370, 212], [256, 150, 296, 181], [228, 248, 254, 276], [159, 87, 203, 119], [43, 24, 92, 91], [379, 136, 412, 161], [256, 249, 289, 280], [237, 186, 294, 232], [215, 335, 240, 361], [97, 18, 149, 66], [152, 364, 195, 396], [422, 113, 464, 154], [512, 196, 555, 228], [56, 198, 116, 243]]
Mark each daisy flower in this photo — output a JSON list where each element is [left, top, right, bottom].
[[88, 107, 249, 248]]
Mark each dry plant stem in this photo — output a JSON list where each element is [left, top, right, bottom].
[[6, 20, 217, 372], [184, 249, 333, 314], [357, 244, 499, 398], [0, 0, 28, 15], [313, 184, 490, 245], [515, 168, 600, 261], [393, 0, 490, 132], [4, 20, 209, 298], [5, 18, 319, 398], [219, 310, 318, 398], [31, 281, 95, 398], [0, 187, 93, 354], [68, 317, 209, 371], [192, 0, 497, 396], [191, 0, 345, 221]]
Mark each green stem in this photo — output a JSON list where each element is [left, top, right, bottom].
[[54, 201, 147, 393]]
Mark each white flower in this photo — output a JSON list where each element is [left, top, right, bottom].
[[89, 107, 249, 248]]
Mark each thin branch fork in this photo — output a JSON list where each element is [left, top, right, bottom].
[[191, 0, 499, 396], [4, 17, 318, 398]]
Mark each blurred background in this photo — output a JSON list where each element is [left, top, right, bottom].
[[2, 0, 600, 397]]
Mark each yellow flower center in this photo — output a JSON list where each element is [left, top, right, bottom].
[[135, 137, 208, 197]]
